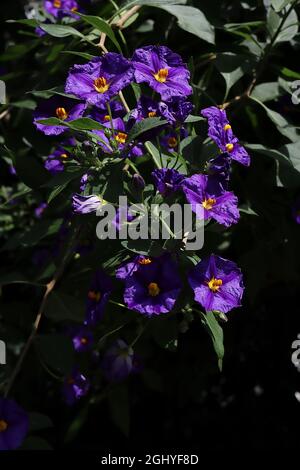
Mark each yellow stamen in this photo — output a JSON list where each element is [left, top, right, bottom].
[[0, 420, 8, 433], [55, 107, 68, 120], [224, 124, 231, 131], [115, 132, 127, 144], [207, 277, 223, 293], [104, 114, 111, 122], [226, 143, 234, 153], [167, 136, 178, 148], [88, 290, 101, 302], [53, 0, 61, 8], [202, 198, 216, 210], [148, 111, 157, 118], [148, 282, 160, 297], [139, 258, 152, 265], [80, 337, 88, 345], [94, 77, 109, 94], [71, 6, 78, 12], [154, 68, 169, 83], [60, 153, 68, 159]]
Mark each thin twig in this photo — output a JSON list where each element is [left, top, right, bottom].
[[4, 222, 81, 397], [114, 5, 140, 30]]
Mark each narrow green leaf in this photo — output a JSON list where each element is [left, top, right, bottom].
[[39, 23, 84, 38], [79, 14, 122, 52], [128, 117, 167, 142], [200, 311, 224, 371]]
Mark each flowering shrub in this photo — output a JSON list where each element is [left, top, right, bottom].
[[0, 0, 300, 451]]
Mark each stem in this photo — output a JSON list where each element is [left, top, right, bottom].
[[4, 221, 81, 397], [221, 0, 299, 109]]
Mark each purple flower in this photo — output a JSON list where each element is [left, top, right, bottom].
[[90, 100, 126, 124], [160, 127, 187, 153], [101, 339, 141, 382], [130, 96, 161, 122], [45, 147, 71, 174], [112, 206, 136, 231], [117, 254, 182, 316], [62, 369, 90, 405], [33, 96, 86, 136], [132, 45, 192, 101], [34, 202, 47, 218], [182, 174, 240, 227], [188, 254, 244, 313], [44, 0, 80, 19], [80, 173, 89, 191], [71, 326, 93, 352], [0, 398, 29, 450], [152, 168, 185, 197], [85, 270, 113, 325], [159, 97, 193, 125], [201, 106, 250, 167], [65, 53, 134, 107], [93, 117, 144, 158], [206, 152, 231, 185], [9, 165, 17, 176], [72, 194, 105, 214], [292, 197, 300, 224]]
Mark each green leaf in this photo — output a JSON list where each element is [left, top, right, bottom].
[[61, 50, 96, 60], [35, 334, 74, 376], [79, 14, 121, 52], [108, 384, 130, 437], [29, 413, 53, 432], [144, 141, 162, 169], [215, 53, 253, 98], [250, 96, 299, 142], [37, 116, 105, 131], [271, 0, 293, 11], [128, 117, 167, 142], [44, 292, 85, 322], [44, 166, 85, 203], [39, 23, 84, 38], [200, 311, 224, 371], [184, 115, 205, 123], [20, 219, 63, 247], [267, 7, 298, 43], [7, 19, 39, 27], [251, 82, 281, 102], [156, 5, 215, 44], [21, 437, 53, 450]]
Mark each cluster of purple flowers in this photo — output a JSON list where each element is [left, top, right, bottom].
[[31, 44, 249, 410]]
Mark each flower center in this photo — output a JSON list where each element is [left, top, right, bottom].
[[94, 77, 109, 94], [104, 114, 111, 121], [202, 198, 216, 210], [167, 136, 178, 148], [226, 143, 234, 153], [0, 420, 8, 432], [139, 258, 152, 265], [80, 337, 88, 345], [71, 6, 78, 12], [148, 111, 157, 118], [56, 107, 68, 120], [154, 68, 169, 83], [88, 290, 101, 302], [115, 132, 127, 144], [53, 0, 61, 8], [60, 153, 68, 159], [148, 282, 160, 297], [224, 124, 231, 131], [207, 277, 223, 292]]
